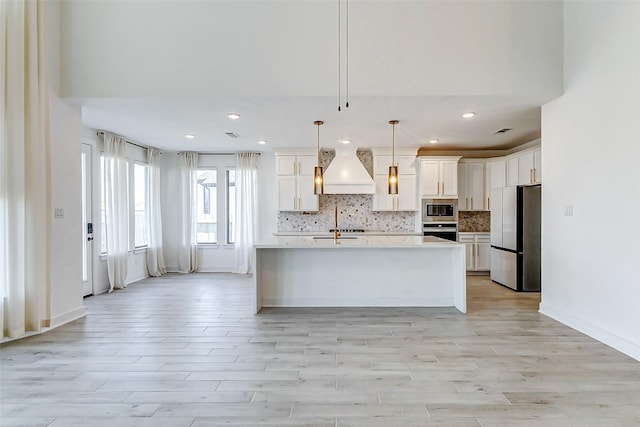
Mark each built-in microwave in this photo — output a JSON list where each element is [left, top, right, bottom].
[[422, 199, 458, 222]]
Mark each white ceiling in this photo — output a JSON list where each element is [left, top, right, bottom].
[[65, 1, 561, 153], [79, 95, 542, 153]]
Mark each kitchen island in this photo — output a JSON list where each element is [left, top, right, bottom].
[[254, 235, 466, 313]]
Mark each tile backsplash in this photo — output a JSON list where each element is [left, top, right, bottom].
[[278, 194, 416, 232], [458, 210, 491, 232], [277, 149, 416, 232]]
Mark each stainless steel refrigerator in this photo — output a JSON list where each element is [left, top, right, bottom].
[[490, 184, 541, 292]]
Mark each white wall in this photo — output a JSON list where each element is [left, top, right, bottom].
[[540, 1, 640, 360], [257, 153, 278, 242], [60, 0, 562, 99], [48, 0, 86, 327]]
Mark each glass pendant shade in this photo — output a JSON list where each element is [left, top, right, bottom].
[[388, 120, 399, 195], [314, 166, 324, 195], [388, 165, 399, 194]]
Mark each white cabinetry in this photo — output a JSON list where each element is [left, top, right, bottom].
[[371, 150, 418, 211], [488, 160, 506, 189], [502, 146, 542, 187], [507, 156, 519, 187], [458, 160, 486, 210], [419, 156, 461, 198], [459, 233, 490, 272], [275, 152, 319, 211], [517, 148, 542, 184]]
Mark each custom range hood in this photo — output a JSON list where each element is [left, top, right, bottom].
[[322, 146, 375, 194]]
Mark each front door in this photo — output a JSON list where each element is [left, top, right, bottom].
[[81, 144, 93, 296]]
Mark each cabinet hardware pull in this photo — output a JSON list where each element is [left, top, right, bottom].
[[487, 197, 490, 210], [471, 197, 474, 209], [530, 169, 533, 183], [534, 168, 537, 182]]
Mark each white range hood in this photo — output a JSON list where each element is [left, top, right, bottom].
[[323, 146, 375, 194]]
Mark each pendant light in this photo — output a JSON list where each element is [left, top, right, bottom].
[[388, 120, 399, 195], [314, 120, 324, 195]]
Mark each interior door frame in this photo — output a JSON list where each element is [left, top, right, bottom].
[[82, 143, 94, 296]]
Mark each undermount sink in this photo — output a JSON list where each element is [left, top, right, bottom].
[[312, 236, 358, 240]]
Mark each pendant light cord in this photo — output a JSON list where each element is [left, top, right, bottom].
[[338, 0, 341, 112], [345, 0, 349, 109], [317, 123, 321, 165]]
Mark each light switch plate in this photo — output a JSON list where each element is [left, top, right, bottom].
[[564, 205, 573, 216], [54, 208, 64, 219]]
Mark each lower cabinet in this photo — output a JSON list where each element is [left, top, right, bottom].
[[459, 233, 490, 272]]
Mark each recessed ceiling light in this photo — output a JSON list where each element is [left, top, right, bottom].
[[429, 139, 439, 144], [462, 112, 476, 119], [258, 140, 267, 145], [227, 113, 240, 120], [340, 139, 351, 144], [184, 134, 195, 139]]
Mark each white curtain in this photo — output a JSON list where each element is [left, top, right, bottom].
[[146, 148, 166, 276], [233, 153, 258, 274], [1, 0, 52, 338], [104, 133, 129, 291], [178, 152, 198, 273]]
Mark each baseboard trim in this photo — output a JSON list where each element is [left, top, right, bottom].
[[263, 296, 455, 308], [2, 306, 87, 344], [50, 306, 88, 329], [197, 265, 233, 273], [539, 302, 640, 361]]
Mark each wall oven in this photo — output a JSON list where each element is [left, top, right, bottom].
[[422, 199, 458, 223], [423, 222, 458, 241]]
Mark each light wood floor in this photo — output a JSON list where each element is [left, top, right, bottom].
[[2, 274, 640, 426]]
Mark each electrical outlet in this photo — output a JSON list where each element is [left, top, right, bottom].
[[54, 208, 64, 219], [564, 205, 573, 216]]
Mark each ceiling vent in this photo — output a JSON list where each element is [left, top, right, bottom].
[[225, 132, 240, 139], [493, 128, 512, 134]]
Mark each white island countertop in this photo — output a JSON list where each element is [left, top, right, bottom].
[[256, 235, 459, 249]]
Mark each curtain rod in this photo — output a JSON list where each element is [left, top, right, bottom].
[[96, 131, 149, 151], [96, 132, 262, 156]]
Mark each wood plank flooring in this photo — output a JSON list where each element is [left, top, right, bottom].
[[2, 273, 640, 426]]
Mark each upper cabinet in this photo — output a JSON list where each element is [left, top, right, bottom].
[[371, 149, 418, 211], [275, 152, 319, 212], [517, 148, 542, 185], [488, 159, 507, 189], [458, 160, 486, 210], [419, 157, 461, 198], [503, 146, 542, 186]]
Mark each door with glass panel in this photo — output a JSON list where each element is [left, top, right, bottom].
[[81, 144, 94, 296]]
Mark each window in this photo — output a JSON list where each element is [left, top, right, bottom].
[[226, 169, 236, 244], [134, 162, 148, 247], [195, 169, 217, 243]]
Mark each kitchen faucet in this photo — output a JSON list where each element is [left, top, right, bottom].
[[334, 205, 341, 242]]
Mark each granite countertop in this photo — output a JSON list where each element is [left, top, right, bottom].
[[256, 235, 462, 249]]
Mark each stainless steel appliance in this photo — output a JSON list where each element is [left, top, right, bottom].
[[423, 222, 458, 241], [490, 184, 541, 291], [422, 199, 457, 223]]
